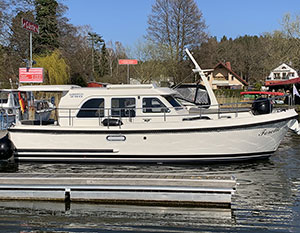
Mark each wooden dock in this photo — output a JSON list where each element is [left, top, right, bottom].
[[0, 173, 236, 207]]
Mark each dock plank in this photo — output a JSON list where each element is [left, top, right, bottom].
[[0, 173, 236, 207]]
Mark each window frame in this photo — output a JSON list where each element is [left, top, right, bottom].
[[76, 98, 105, 118], [111, 97, 136, 118], [142, 97, 170, 114]]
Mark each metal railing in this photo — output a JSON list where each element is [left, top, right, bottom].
[[56, 98, 291, 127], [0, 110, 12, 130], [13, 96, 294, 128]]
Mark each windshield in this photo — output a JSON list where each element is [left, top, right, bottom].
[[163, 95, 183, 110]]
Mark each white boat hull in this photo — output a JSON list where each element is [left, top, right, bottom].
[[8, 109, 298, 163]]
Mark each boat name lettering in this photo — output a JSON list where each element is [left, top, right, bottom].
[[258, 128, 280, 136], [69, 93, 83, 98]]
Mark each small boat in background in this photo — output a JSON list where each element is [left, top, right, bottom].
[[0, 89, 56, 129], [240, 91, 286, 104], [0, 90, 20, 129]]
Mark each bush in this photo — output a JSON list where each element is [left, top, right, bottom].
[[214, 89, 243, 98]]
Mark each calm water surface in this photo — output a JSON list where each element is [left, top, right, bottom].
[[0, 132, 299, 232]]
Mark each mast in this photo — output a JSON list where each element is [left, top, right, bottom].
[[185, 48, 219, 109]]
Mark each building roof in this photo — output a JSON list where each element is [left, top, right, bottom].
[[270, 63, 296, 73], [214, 62, 249, 86], [265, 77, 300, 86]]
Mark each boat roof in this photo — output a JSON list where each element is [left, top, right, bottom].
[[265, 77, 300, 86], [18, 85, 81, 92], [67, 84, 177, 96], [0, 89, 19, 92], [240, 91, 285, 96], [16, 84, 177, 97]]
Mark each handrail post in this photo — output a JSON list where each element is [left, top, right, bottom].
[[98, 107, 101, 126], [0, 112, 3, 130], [107, 108, 110, 129], [68, 109, 71, 126]]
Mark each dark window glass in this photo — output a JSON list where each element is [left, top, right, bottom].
[[111, 98, 136, 117], [163, 95, 182, 108], [0, 99, 8, 104], [142, 97, 169, 113], [77, 98, 104, 118]]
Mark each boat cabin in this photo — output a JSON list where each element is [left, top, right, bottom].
[[0, 90, 20, 113], [57, 84, 189, 127]]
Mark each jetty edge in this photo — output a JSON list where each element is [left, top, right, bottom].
[[0, 172, 236, 208]]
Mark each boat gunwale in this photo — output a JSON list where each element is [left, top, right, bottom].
[[8, 113, 298, 135]]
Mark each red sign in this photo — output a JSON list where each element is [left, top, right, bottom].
[[19, 68, 44, 83], [118, 59, 138, 65], [21, 18, 39, 34]]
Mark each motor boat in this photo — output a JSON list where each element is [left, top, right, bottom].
[[240, 91, 286, 104], [0, 89, 56, 129], [0, 90, 21, 129], [5, 49, 300, 163]]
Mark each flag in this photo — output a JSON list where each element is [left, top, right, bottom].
[[18, 92, 26, 113], [293, 84, 300, 97]]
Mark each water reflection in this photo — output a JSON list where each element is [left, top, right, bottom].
[[0, 133, 299, 232], [0, 201, 234, 232]]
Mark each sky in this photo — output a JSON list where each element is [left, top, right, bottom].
[[64, 0, 300, 48]]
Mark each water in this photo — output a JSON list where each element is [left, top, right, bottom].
[[0, 133, 299, 232]]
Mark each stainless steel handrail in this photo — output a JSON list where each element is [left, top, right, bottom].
[[19, 96, 293, 127]]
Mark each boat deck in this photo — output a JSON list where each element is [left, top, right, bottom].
[[0, 173, 236, 207]]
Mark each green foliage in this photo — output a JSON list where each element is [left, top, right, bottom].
[[34, 0, 59, 54], [88, 32, 104, 80], [34, 49, 69, 84], [9, 11, 34, 60], [253, 82, 262, 91], [99, 43, 109, 77], [214, 89, 244, 98], [70, 73, 87, 87]]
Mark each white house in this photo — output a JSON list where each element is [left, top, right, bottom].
[[266, 63, 298, 82]]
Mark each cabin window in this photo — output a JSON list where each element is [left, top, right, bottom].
[[163, 95, 183, 110], [13, 94, 20, 107], [0, 98, 8, 104], [142, 97, 169, 113], [77, 98, 104, 118], [111, 98, 136, 117]]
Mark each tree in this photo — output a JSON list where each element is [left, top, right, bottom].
[[0, 0, 34, 45], [131, 40, 169, 83], [87, 32, 104, 80], [99, 43, 109, 77], [34, 0, 59, 54], [146, 0, 207, 62], [70, 72, 87, 87], [279, 13, 300, 69], [34, 49, 69, 84], [59, 25, 92, 84], [9, 11, 35, 63]]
